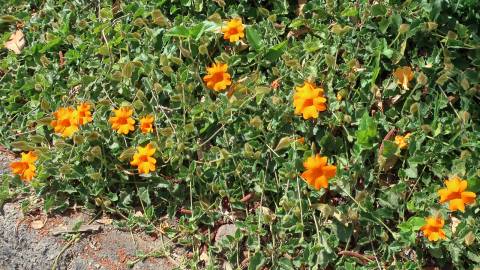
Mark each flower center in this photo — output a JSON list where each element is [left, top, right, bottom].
[[60, 119, 73, 126], [18, 162, 29, 171], [228, 28, 239, 35], [139, 155, 149, 163], [449, 191, 462, 200], [211, 72, 224, 83], [117, 117, 128, 125], [303, 99, 313, 107]]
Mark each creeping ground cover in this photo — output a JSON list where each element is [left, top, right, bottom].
[[1, 0, 480, 268]]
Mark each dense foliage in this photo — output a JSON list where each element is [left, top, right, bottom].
[[1, 0, 480, 268]]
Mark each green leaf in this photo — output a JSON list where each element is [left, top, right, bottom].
[[189, 23, 205, 40], [404, 165, 418, 178], [467, 178, 480, 193], [382, 141, 398, 158], [398, 216, 425, 232], [276, 257, 294, 269], [467, 251, 480, 263], [248, 252, 265, 270], [246, 26, 263, 51], [355, 113, 378, 148], [40, 37, 62, 53], [304, 40, 322, 52], [378, 17, 390, 34], [371, 4, 387, 16], [265, 40, 287, 62], [166, 25, 190, 38], [44, 196, 55, 213], [138, 187, 151, 206], [341, 7, 358, 17]]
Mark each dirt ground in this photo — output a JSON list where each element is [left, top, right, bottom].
[[0, 149, 185, 270]]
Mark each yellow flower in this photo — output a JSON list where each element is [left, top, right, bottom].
[[393, 66, 414, 90], [140, 115, 154, 134], [203, 62, 232, 91], [300, 154, 337, 190], [222, 18, 245, 42], [438, 176, 476, 212], [51, 107, 79, 137], [130, 143, 156, 175], [394, 133, 411, 149], [109, 106, 135, 135], [10, 151, 37, 181], [75, 102, 93, 125], [293, 82, 327, 120], [420, 216, 446, 242]]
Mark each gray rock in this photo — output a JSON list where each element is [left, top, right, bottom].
[[215, 224, 238, 243]]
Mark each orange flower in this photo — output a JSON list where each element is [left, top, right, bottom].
[[109, 106, 135, 135], [293, 82, 327, 120], [10, 151, 37, 181], [438, 177, 476, 212], [300, 154, 337, 190], [51, 107, 79, 137], [222, 18, 245, 42], [420, 216, 446, 241], [140, 115, 154, 134], [393, 66, 414, 90], [130, 143, 156, 175], [203, 62, 232, 91], [394, 133, 411, 149], [75, 103, 93, 125]]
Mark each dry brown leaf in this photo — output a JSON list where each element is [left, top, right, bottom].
[[51, 224, 101, 236], [199, 251, 210, 262], [298, 0, 307, 15], [96, 217, 113, 225], [287, 27, 311, 39], [451, 216, 460, 234], [4, 30, 25, 54], [31, 219, 45, 230]]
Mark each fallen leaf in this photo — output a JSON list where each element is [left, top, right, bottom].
[[287, 27, 310, 38], [451, 216, 460, 234], [51, 224, 101, 236], [4, 30, 25, 54], [199, 251, 210, 262], [31, 219, 45, 230], [223, 262, 233, 270], [274, 136, 295, 151], [215, 224, 237, 243], [96, 217, 113, 225], [298, 0, 307, 15]]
